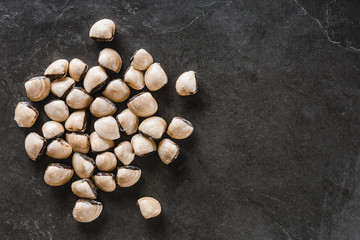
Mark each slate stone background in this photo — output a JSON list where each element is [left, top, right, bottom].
[[1, 0, 360, 239]]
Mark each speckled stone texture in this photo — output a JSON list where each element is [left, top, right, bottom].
[[1, 0, 360, 239]]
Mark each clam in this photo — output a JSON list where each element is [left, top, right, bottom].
[[83, 66, 108, 94], [14, 102, 39, 127], [72, 153, 96, 179], [144, 63, 168, 91], [127, 92, 158, 117], [158, 139, 179, 165], [92, 172, 116, 192], [42, 121, 65, 140], [24, 76, 51, 102], [89, 19, 115, 42], [89, 97, 117, 118], [73, 199, 103, 223], [98, 48, 122, 73], [44, 59, 69, 79], [114, 141, 135, 166], [95, 152, 117, 172], [116, 108, 139, 135], [139, 116, 167, 140], [65, 132, 90, 154], [66, 87, 93, 109], [69, 58, 88, 82], [102, 79, 130, 103], [167, 117, 194, 139], [176, 71, 198, 96], [89, 132, 114, 153], [46, 138, 72, 159], [44, 100, 69, 122], [65, 110, 87, 132], [50, 77, 75, 98], [131, 134, 156, 156], [130, 49, 153, 71], [94, 116, 120, 140], [24, 132, 46, 161], [71, 179, 97, 199], [116, 166, 141, 187], [124, 66, 145, 90], [137, 197, 161, 219], [44, 163, 74, 186]]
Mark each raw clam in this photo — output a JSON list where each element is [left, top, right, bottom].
[[123, 66, 145, 90], [137, 197, 161, 219], [139, 116, 167, 140], [72, 153, 96, 179], [44, 100, 69, 122], [175, 71, 198, 96], [44, 163, 74, 186], [116, 166, 141, 187], [114, 141, 135, 166], [69, 58, 88, 82], [131, 134, 156, 156], [89, 132, 114, 153], [24, 132, 46, 161], [98, 48, 122, 73], [102, 79, 130, 103], [94, 116, 120, 140], [92, 172, 116, 192], [44, 59, 69, 79], [89, 19, 115, 42], [116, 108, 139, 135], [24, 76, 51, 102], [46, 138, 72, 159], [51, 77, 75, 98], [65, 132, 90, 154], [42, 121, 65, 140], [167, 117, 194, 139], [144, 63, 168, 91], [83, 66, 108, 94], [71, 179, 97, 199], [73, 199, 103, 223], [65, 110, 87, 132], [95, 152, 117, 172], [14, 102, 38, 128], [130, 49, 153, 71], [127, 92, 158, 117], [89, 97, 117, 118], [158, 139, 179, 165], [66, 87, 93, 109]]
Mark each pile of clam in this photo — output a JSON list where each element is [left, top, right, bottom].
[[14, 19, 197, 223]]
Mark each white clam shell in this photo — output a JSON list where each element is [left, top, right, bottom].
[[124, 66, 145, 90], [25, 76, 51, 102], [44, 100, 69, 122], [14, 102, 38, 128], [24, 132, 46, 161], [116, 108, 139, 135], [46, 138, 72, 159], [89, 19, 115, 42], [42, 121, 65, 139], [127, 92, 158, 117], [167, 117, 194, 140], [102, 79, 130, 102], [92, 173, 116, 192], [137, 197, 161, 219], [144, 63, 168, 91], [94, 116, 120, 140], [51, 76, 75, 98], [72, 199, 103, 223], [175, 71, 198, 96], [44, 163, 74, 186], [131, 134, 156, 156], [98, 48, 122, 73], [69, 58, 88, 82], [130, 49, 153, 71], [116, 166, 141, 187], [72, 153, 96, 179], [114, 141, 135, 166]]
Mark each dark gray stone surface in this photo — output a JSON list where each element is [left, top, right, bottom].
[[1, 0, 360, 239]]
